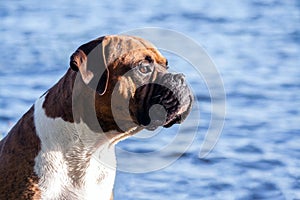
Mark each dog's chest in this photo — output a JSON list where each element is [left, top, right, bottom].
[[33, 96, 116, 200], [34, 149, 116, 200]]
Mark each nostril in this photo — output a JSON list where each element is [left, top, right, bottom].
[[174, 73, 185, 84]]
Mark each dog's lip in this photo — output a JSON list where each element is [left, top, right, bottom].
[[142, 104, 188, 130], [163, 103, 191, 128], [163, 114, 181, 128], [143, 119, 164, 131]]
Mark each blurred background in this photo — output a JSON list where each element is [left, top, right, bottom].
[[0, 0, 299, 199]]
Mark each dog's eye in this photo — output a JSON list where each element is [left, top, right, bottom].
[[138, 64, 151, 74]]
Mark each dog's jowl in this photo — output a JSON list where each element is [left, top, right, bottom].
[[0, 35, 193, 200]]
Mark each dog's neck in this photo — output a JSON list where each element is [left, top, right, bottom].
[[34, 92, 116, 199], [0, 68, 140, 199], [33, 69, 139, 199]]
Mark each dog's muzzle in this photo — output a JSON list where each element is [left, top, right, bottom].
[[130, 72, 193, 130]]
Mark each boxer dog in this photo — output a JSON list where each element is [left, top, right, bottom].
[[0, 35, 193, 199]]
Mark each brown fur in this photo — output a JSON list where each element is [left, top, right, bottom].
[[43, 68, 76, 123], [0, 106, 41, 199]]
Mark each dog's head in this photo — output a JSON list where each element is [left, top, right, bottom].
[[70, 35, 193, 133]]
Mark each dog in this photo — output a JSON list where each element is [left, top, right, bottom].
[[0, 35, 193, 200]]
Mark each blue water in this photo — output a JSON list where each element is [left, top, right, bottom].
[[0, 0, 300, 199]]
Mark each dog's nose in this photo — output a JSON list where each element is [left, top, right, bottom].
[[173, 73, 185, 84]]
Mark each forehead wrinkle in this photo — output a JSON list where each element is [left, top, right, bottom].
[[107, 36, 167, 71], [129, 36, 167, 65], [149, 48, 167, 66]]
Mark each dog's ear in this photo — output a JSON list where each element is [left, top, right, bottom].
[[70, 36, 109, 95]]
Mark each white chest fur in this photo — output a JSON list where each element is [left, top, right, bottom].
[[33, 95, 116, 200]]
